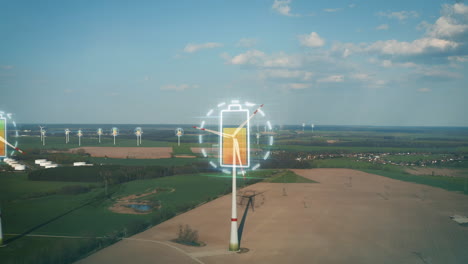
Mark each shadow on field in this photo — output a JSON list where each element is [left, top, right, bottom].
[[237, 190, 265, 248], [4, 193, 110, 245]]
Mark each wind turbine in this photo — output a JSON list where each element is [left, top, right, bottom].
[[302, 123, 305, 132], [39, 126, 44, 142], [135, 127, 143, 146], [193, 103, 264, 252], [175, 128, 183, 146], [65, 129, 70, 144], [77, 129, 83, 146], [111, 127, 119, 145], [97, 128, 103, 143], [40, 126, 46, 146], [311, 123, 314, 132]]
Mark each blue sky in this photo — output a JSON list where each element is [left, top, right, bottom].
[[0, 0, 467, 126]]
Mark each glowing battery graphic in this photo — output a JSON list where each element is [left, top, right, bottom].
[[220, 104, 250, 168], [0, 117, 6, 157]]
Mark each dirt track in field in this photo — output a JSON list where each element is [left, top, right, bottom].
[[77, 169, 468, 264], [70, 147, 173, 159]]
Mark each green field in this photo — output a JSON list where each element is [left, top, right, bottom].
[[0, 169, 271, 263], [362, 169, 468, 194]]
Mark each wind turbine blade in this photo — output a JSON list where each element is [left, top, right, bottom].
[[192, 126, 231, 138], [233, 139, 246, 179], [0, 135, 25, 154], [233, 104, 264, 137]]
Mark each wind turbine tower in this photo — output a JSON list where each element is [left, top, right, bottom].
[[77, 129, 83, 146], [97, 128, 103, 143], [194, 102, 264, 251], [175, 128, 184, 146], [311, 123, 314, 132], [65, 129, 70, 144], [302, 123, 305, 132], [40, 127, 46, 146], [135, 127, 143, 146]]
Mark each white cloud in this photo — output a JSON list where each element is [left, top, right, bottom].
[[183, 42, 223, 53], [427, 16, 468, 38], [160, 84, 199, 91], [428, 16, 468, 38], [272, 0, 298, 17], [324, 8, 341, 13], [298, 32, 325, 47], [417, 88, 431, 93], [260, 69, 313, 80], [236, 38, 258, 48], [377, 10, 419, 21], [380, 60, 417, 68], [318, 75, 344, 83], [284, 83, 311, 89], [228, 50, 266, 65], [453, 3, 468, 15], [335, 38, 459, 56], [448, 55, 468, 62], [351, 73, 370, 81], [376, 24, 389, 30], [224, 50, 301, 68]]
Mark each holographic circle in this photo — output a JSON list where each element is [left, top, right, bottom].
[[197, 100, 274, 174], [111, 127, 119, 136], [135, 127, 143, 136], [175, 128, 184, 136]]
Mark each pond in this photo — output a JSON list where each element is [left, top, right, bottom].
[[126, 204, 152, 212]]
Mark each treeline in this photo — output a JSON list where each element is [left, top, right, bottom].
[[28, 162, 214, 184], [280, 139, 468, 149], [14, 149, 90, 164]]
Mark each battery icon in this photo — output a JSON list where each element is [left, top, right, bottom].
[[0, 116, 6, 157], [220, 103, 250, 168]]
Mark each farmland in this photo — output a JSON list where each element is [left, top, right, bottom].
[[1, 124, 468, 263]]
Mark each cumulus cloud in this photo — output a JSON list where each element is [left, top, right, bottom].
[[454, 3, 468, 15], [272, 0, 298, 17], [298, 32, 325, 47], [376, 24, 389, 30], [333, 38, 458, 57], [183, 42, 223, 53], [236, 38, 258, 48], [259, 69, 313, 80], [318, 75, 344, 83], [160, 84, 199, 91], [284, 83, 311, 89], [223, 50, 302, 68], [380, 60, 418, 68], [425, 4, 468, 39], [377, 10, 419, 21]]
